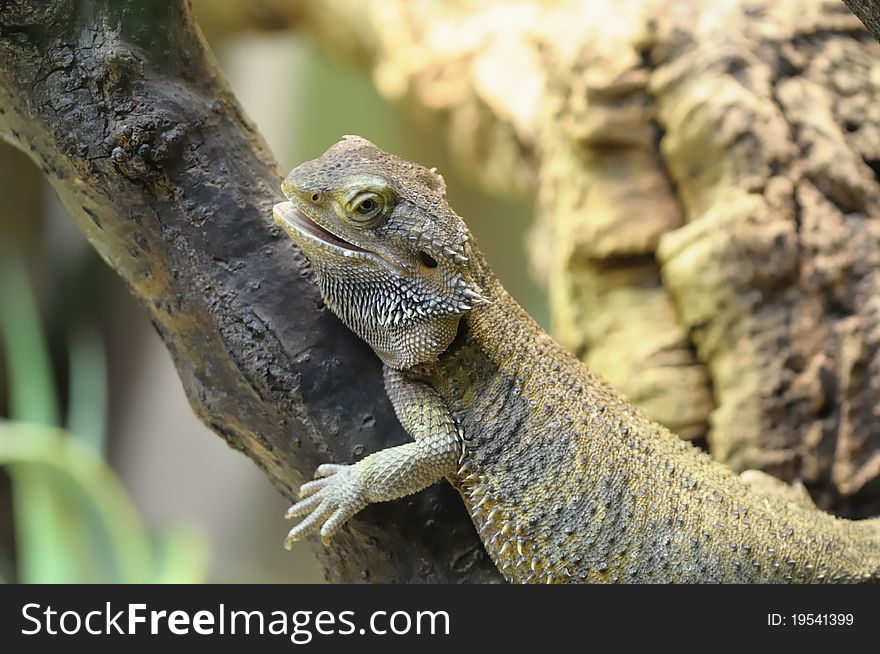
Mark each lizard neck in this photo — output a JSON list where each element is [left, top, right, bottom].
[[462, 249, 583, 385]]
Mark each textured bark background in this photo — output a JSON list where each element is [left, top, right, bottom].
[[0, 0, 500, 583], [206, 0, 880, 519]]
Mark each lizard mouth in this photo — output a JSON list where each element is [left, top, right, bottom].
[[273, 201, 368, 255]]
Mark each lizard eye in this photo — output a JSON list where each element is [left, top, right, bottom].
[[350, 192, 384, 222]]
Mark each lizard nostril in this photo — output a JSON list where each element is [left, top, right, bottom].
[[310, 192, 322, 203]]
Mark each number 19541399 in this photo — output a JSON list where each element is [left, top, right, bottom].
[[768, 613, 854, 626]]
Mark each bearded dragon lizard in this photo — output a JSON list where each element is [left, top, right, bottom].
[[273, 136, 880, 583]]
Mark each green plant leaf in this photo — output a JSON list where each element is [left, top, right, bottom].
[[0, 256, 59, 425], [0, 255, 72, 581], [0, 421, 154, 583], [66, 322, 108, 453]]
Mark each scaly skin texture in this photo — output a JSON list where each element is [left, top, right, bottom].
[[273, 136, 880, 583]]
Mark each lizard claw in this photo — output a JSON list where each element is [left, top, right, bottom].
[[284, 464, 367, 548]]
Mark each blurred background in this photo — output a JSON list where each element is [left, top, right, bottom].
[[0, 4, 544, 583]]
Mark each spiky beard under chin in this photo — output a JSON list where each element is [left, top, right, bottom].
[[313, 265, 466, 369]]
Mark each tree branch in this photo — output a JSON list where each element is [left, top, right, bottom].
[[0, 0, 500, 582], [844, 0, 880, 43]]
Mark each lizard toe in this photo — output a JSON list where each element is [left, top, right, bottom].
[[284, 498, 335, 548], [285, 492, 323, 519], [298, 476, 332, 498], [319, 505, 359, 544], [315, 463, 347, 478]]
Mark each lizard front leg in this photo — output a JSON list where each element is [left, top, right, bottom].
[[285, 366, 461, 546]]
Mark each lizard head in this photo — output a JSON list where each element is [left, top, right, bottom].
[[274, 135, 488, 369]]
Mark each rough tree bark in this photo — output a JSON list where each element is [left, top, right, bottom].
[[845, 0, 880, 43], [206, 0, 880, 518], [0, 0, 501, 583]]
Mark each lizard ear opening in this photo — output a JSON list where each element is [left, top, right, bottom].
[[418, 250, 438, 268]]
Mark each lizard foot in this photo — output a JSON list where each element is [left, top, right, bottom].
[[284, 463, 366, 548]]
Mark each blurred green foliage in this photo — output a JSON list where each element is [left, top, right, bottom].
[[0, 256, 207, 583]]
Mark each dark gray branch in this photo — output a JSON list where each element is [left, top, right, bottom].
[[844, 0, 880, 43], [0, 0, 500, 583]]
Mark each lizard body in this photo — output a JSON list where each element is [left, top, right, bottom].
[[274, 136, 880, 583]]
